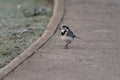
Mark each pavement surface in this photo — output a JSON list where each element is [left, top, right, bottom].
[[2, 0, 120, 80]]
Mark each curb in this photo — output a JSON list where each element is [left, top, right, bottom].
[[0, 0, 64, 79]]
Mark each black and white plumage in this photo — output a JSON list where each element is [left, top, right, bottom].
[[60, 26, 80, 49]]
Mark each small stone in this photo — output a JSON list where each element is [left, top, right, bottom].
[[34, 8, 47, 15], [20, 29, 29, 34]]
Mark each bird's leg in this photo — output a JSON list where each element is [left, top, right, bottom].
[[64, 43, 69, 49], [64, 41, 71, 49]]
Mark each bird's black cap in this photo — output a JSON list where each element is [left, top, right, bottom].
[[62, 26, 69, 29]]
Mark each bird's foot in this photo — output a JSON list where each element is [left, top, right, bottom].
[[64, 45, 68, 49]]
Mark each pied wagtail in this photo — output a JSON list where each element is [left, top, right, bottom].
[[60, 25, 80, 49]]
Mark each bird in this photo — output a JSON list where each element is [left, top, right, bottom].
[[60, 25, 80, 49]]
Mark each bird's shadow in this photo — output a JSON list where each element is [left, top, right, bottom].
[[62, 45, 84, 50]]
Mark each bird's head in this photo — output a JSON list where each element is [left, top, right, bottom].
[[62, 26, 69, 30], [60, 26, 69, 36], [61, 25, 69, 32]]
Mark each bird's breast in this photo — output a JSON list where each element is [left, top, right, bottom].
[[61, 35, 74, 42]]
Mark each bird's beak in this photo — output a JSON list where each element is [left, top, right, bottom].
[[58, 27, 62, 30]]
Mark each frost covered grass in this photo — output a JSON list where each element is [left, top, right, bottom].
[[0, 0, 53, 68]]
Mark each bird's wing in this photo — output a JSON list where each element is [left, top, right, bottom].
[[66, 29, 76, 37]]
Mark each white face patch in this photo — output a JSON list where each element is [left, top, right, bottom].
[[61, 29, 65, 33]]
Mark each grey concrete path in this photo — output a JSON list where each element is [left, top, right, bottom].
[[3, 0, 120, 80]]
